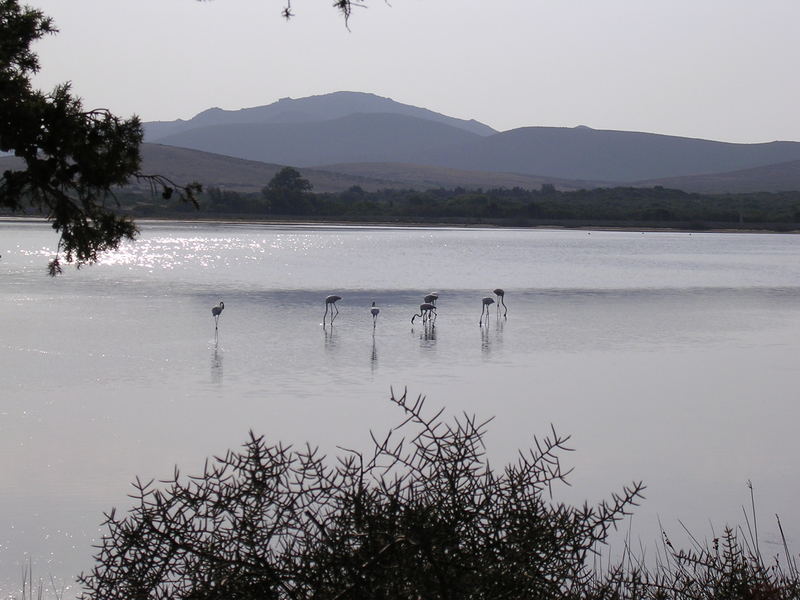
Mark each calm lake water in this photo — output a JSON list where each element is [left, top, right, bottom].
[[2, 219, 800, 595]]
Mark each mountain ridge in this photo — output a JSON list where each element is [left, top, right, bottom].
[[144, 91, 496, 140], [151, 112, 484, 168], [415, 125, 800, 181], [142, 91, 800, 186], [5, 91, 798, 194]]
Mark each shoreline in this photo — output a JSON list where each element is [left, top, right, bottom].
[[2, 214, 798, 234]]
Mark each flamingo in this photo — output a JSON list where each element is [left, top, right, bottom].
[[211, 301, 224, 343], [493, 288, 508, 317], [370, 301, 380, 328], [211, 301, 224, 331], [324, 295, 342, 324], [479, 297, 494, 326], [424, 292, 439, 306], [411, 302, 437, 325]]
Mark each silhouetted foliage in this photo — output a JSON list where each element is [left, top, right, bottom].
[[262, 167, 314, 215], [248, 0, 364, 23], [115, 181, 800, 229], [0, 0, 199, 274], [596, 525, 800, 600], [78, 392, 800, 599], [78, 391, 645, 599], [198, 0, 366, 23]]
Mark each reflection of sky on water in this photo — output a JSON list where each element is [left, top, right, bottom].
[[2, 221, 800, 594]]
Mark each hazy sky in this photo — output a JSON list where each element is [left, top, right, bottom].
[[27, 0, 800, 143]]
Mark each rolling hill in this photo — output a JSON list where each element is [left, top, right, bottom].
[[313, 162, 605, 191], [134, 144, 394, 193], [0, 145, 398, 194], [1, 145, 584, 194], [635, 159, 800, 193], [415, 126, 800, 182], [134, 145, 592, 193]]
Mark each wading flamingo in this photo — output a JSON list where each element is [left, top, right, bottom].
[[324, 295, 342, 324], [211, 301, 224, 343], [479, 297, 494, 326], [212, 301, 224, 330], [424, 293, 439, 306], [493, 288, 508, 317], [370, 301, 380, 328], [412, 302, 437, 325]]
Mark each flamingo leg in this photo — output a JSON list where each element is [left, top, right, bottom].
[[323, 303, 329, 324], [501, 297, 508, 317]]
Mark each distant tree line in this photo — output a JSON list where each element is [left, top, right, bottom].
[[9, 167, 800, 230], [156, 167, 800, 228]]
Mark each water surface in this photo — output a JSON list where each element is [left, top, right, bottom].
[[2, 221, 800, 595]]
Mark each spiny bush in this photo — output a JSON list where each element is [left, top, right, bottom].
[[78, 391, 800, 600], [78, 390, 643, 599]]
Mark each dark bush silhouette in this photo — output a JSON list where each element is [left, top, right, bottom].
[[78, 391, 800, 600], [78, 391, 643, 599]]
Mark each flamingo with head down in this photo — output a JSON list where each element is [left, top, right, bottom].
[[324, 295, 342, 324], [493, 288, 507, 317], [479, 297, 494, 326]]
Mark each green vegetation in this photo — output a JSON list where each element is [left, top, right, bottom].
[[107, 173, 800, 230], [262, 166, 315, 215], [78, 392, 800, 599]]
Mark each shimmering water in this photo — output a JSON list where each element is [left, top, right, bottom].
[[2, 220, 800, 596]]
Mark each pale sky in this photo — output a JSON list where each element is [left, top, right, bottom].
[[27, 0, 800, 143]]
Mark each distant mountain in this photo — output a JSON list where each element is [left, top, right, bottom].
[[416, 126, 800, 182], [146, 91, 800, 188], [9, 90, 800, 193], [144, 91, 496, 140], [152, 113, 484, 167], [635, 159, 800, 193]]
